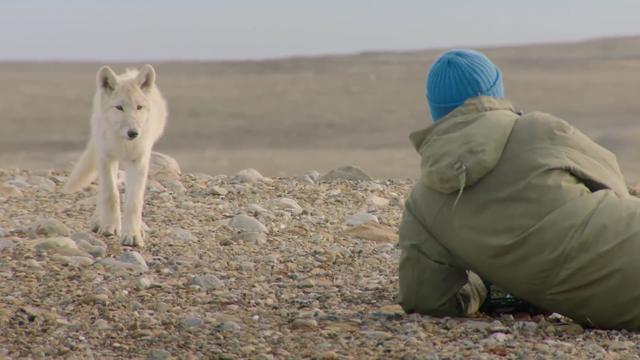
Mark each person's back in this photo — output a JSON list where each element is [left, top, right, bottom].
[[399, 50, 640, 330]]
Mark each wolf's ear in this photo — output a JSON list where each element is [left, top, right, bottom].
[[97, 66, 118, 94], [137, 64, 156, 92]]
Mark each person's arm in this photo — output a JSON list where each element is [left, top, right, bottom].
[[398, 204, 486, 316]]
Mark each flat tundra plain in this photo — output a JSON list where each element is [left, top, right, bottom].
[[3, 36, 640, 182]]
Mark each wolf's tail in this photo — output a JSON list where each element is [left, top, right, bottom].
[[62, 142, 97, 193]]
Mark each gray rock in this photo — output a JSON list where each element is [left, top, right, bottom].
[[267, 198, 303, 215], [25, 259, 42, 269], [206, 185, 228, 196], [33, 237, 79, 251], [246, 204, 270, 215], [608, 340, 632, 352], [0, 183, 22, 198], [257, 255, 278, 264], [229, 214, 267, 233], [345, 212, 379, 226], [117, 251, 149, 272], [93, 319, 110, 330], [0, 239, 15, 251], [488, 320, 509, 333], [238, 261, 255, 271], [296, 175, 315, 184], [513, 321, 538, 334], [192, 173, 214, 182], [321, 166, 372, 181], [81, 243, 106, 258], [215, 218, 231, 227], [6, 179, 29, 189], [71, 236, 106, 258], [215, 320, 241, 333], [168, 227, 196, 242], [147, 349, 171, 360], [50, 175, 68, 185], [146, 179, 167, 193], [90, 294, 110, 305], [149, 152, 181, 180], [305, 170, 321, 182], [254, 354, 274, 360], [50, 247, 94, 258], [533, 343, 551, 354], [156, 192, 172, 204], [361, 330, 393, 340], [365, 195, 389, 209], [368, 182, 384, 191], [71, 232, 107, 249], [585, 343, 607, 356], [191, 275, 225, 290], [176, 200, 195, 210], [461, 320, 492, 331], [489, 332, 510, 343], [27, 176, 56, 192], [314, 351, 340, 360], [291, 318, 318, 329], [51, 254, 95, 267], [231, 232, 267, 245], [32, 169, 53, 177], [97, 258, 140, 272], [298, 278, 314, 288], [233, 168, 269, 183], [370, 304, 404, 319], [168, 256, 196, 267], [160, 179, 186, 194], [297, 170, 321, 184], [136, 277, 153, 290], [555, 323, 584, 335], [29, 218, 70, 238], [180, 316, 204, 331]]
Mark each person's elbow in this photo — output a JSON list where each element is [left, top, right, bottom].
[[399, 275, 464, 317]]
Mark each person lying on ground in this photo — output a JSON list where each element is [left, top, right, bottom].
[[399, 49, 640, 330]]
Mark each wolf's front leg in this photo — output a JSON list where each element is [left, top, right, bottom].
[[93, 158, 121, 236], [121, 156, 150, 247]]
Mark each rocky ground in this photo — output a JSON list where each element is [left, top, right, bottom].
[[1, 154, 640, 359]]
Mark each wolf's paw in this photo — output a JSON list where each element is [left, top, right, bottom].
[[121, 227, 146, 247], [91, 219, 121, 237]]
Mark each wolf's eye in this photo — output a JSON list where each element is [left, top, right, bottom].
[[137, 105, 143, 110], [115, 105, 124, 111]]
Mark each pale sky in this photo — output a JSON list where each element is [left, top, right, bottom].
[[2, 0, 639, 61]]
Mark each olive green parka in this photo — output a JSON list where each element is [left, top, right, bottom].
[[399, 96, 640, 330]]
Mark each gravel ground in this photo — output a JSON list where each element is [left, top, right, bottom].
[[1, 157, 640, 359]]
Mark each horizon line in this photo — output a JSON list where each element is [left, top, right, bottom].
[[1, 33, 639, 64]]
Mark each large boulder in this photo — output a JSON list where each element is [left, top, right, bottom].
[[321, 166, 372, 182], [149, 152, 181, 180]]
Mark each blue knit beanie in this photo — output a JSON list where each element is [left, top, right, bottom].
[[427, 49, 504, 122]]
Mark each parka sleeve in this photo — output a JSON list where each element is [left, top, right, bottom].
[[398, 204, 487, 316]]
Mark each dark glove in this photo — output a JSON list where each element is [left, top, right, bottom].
[[479, 281, 545, 315]]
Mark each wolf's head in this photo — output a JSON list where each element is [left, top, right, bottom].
[[96, 64, 157, 141]]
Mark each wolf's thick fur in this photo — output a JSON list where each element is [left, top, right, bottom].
[[63, 64, 167, 247]]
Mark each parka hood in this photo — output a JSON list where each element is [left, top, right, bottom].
[[410, 96, 521, 194]]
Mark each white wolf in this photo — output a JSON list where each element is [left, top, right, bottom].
[[63, 64, 167, 247]]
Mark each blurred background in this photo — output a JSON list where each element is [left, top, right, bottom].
[[2, 1, 640, 181]]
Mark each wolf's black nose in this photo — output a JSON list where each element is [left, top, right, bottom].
[[127, 130, 139, 139]]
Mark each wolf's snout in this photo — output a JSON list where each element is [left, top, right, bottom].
[[127, 129, 139, 140]]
